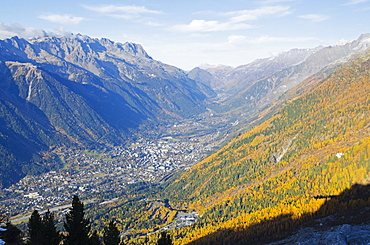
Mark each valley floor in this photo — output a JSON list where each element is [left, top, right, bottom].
[[0, 134, 210, 220]]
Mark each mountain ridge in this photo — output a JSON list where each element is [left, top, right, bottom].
[[81, 43, 370, 245], [0, 34, 214, 188], [1, 33, 370, 189], [160, 45, 370, 244], [191, 33, 370, 101], [1, 32, 370, 244]]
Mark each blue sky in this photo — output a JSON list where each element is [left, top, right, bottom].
[[1, 0, 370, 70]]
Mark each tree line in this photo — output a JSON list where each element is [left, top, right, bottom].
[[0, 195, 172, 245]]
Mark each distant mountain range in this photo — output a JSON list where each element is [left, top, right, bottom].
[[0, 33, 370, 189], [83, 33, 370, 244], [158, 37, 370, 244], [0, 34, 214, 187], [190, 33, 370, 110]]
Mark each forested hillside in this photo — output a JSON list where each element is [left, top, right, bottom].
[[160, 46, 370, 244], [3, 34, 370, 244], [80, 45, 370, 245]]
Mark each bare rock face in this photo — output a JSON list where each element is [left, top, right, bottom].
[[269, 224, 370, 245]]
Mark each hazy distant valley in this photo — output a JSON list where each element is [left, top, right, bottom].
[[1, 33, 370, 244]]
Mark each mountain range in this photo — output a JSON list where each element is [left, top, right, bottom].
[[87, 35, 370, 244], [1, 33, 370, 188], [164, 43, 370, 244], [0, 34, 213, 187], [1, 31, 370, 244], [191, 34, 370, 110]]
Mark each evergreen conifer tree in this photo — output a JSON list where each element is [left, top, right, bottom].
[[63, 195, 91, 245], [0, 221, 23, 245], [89, 230, 101, 245], [103, 220, 121, 245], [28, 210, 60, 245], [28, 210, 42, 245], [41, 210, 60, 245], [157, 232, 172, 245]]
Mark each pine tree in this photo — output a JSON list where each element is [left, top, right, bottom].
[[28, 210, 42, 245], [41, 210, 60, 245], [63, 195, 91, 245], [103, 220, 121, 245], [0, 221, 23, 245], [157, 232, 172, 245], [89, 230, 101, 245], [28, 210, 60, 245]]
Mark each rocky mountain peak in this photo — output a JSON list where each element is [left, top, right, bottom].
[[22, 34, 152, 64], [351, 33, 370, 52], [121, 42, 151, 58], [0, 33, 215, 187]]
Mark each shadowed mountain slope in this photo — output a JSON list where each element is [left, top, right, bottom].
[[0, 35, 215, 187]]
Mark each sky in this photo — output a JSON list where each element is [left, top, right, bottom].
[[0, 0, 370, 70]]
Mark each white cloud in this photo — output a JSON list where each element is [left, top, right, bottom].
[[39, 14, 85, 25], [0, 23, 47, 39], [227, 35, 248, 44], [144, 21, 163, 27], [172, 19, 254, 32], [106, 14, 138, 20], [224, 5, 292, 22], [343, 0, 369, 5], [228, 35, 318, 44], [252, 35, 318, 43], [82, 4, 162, 20], [261, 0, 296, 3], [145, 36, 320, 70], [298, 14, 329, 22], [334, 38, 351, 46], [54, 26, 73, 37], [172, 5, 292, 33], [0, 23, 76, 40]]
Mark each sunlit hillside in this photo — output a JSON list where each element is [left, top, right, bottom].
[[161, 47, 370, 244]]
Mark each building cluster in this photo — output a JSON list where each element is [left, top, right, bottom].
[[158, 211, 200, 231], [0, 137, 208, 219]]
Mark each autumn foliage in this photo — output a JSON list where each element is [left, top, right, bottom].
[[158, 48, 370, 244], [85, 48, 370, 245]]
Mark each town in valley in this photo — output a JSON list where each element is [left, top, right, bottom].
[[0, 122, 221, 222]]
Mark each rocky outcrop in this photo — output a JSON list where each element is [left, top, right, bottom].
[[269, 224, 370, 245]]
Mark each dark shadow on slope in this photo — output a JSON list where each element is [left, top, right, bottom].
[[0, 63, 72, 188], [187, 183, 370, 245]]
